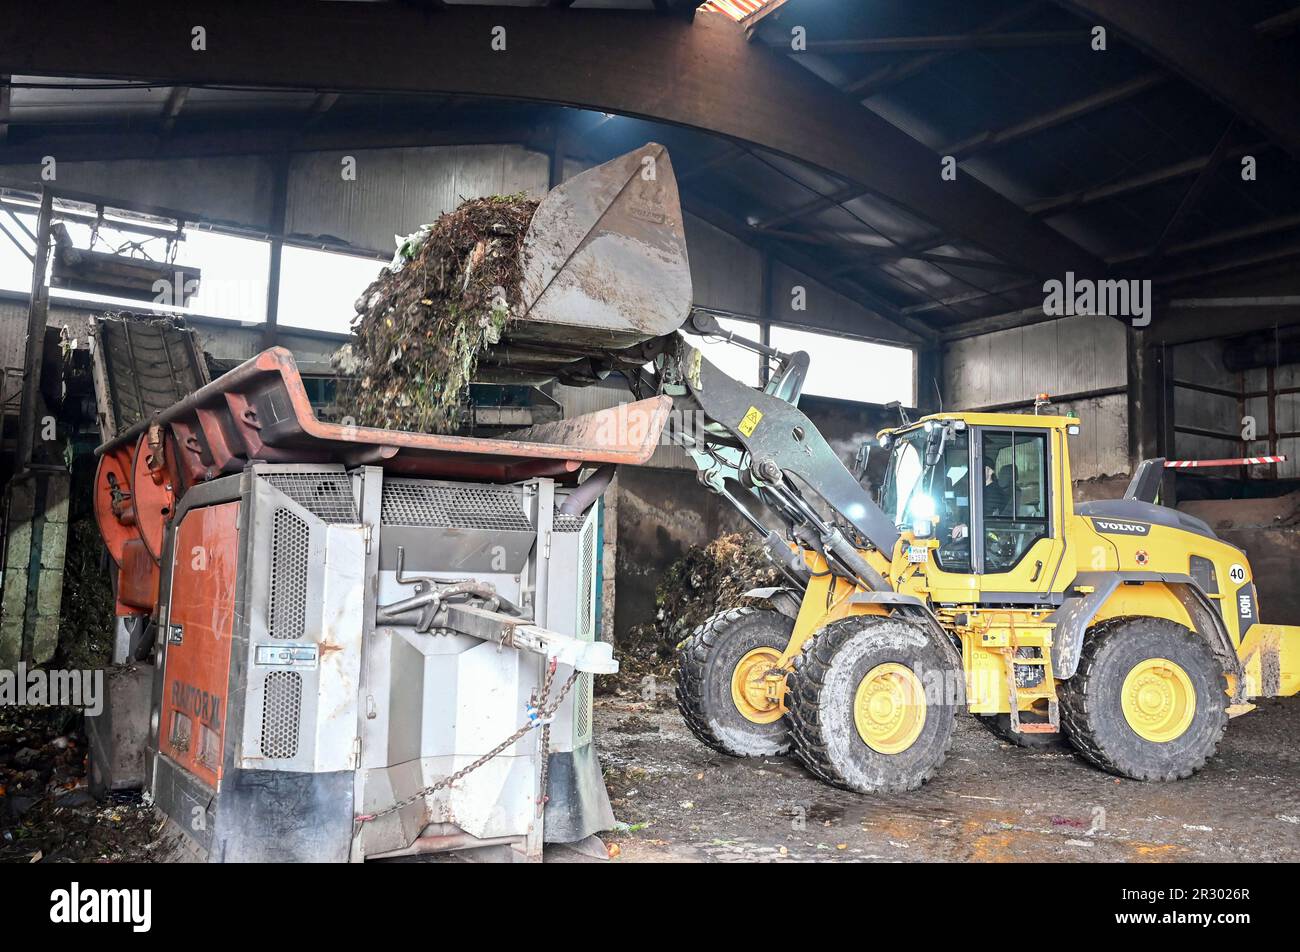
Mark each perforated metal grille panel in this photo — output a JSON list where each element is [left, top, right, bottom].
[[579, 521, 597, 638], [574, 673, 592, 743], [268, 508, 309, 640], [574, 517, 598, 747], [260, 671, 302, 759], [554, 511, 585, 533], [381, 479, 531, 530], [263, 472, 357, 523]]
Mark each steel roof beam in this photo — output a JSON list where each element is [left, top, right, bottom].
[[800, 31, 1090, 55], [1026, 140, 1265, 218], [943, 71, 1165, 161], [1052, 0, 1300, 160], [841, 2, 1038, 97], [0, 0, 1103, 280], [761, 229, 1026, 275], [749, 184, 866, 230]]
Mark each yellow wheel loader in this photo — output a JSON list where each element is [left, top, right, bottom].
[[671, 385, 1300, 791], [457, 141, 1300, 795]]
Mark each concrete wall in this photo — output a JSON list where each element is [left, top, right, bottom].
[[943, 314, 1129, 479], [287, 145, 551, 253]]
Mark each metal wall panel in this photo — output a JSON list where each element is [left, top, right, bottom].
[[943, 314, 1126, 410], [285, 145, 550, 254], [0, 156, 276, 229], [683, 213, 762, 317], [1057, 393, 1129, 479], [943, 315, 1128, 479]]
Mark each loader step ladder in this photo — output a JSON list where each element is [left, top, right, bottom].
[[1002, 620, 1060, 735]]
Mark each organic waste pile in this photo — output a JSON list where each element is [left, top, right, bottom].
[[336, 194, 539, 434], [613, 533, 779, 690], [0, 705, 157, 863]]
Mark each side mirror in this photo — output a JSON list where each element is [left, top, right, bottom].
[[924, 424, 948, 467], [852, 440, 871, 481]]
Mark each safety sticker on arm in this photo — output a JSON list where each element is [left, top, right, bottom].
[[739, 406, 763, 437]]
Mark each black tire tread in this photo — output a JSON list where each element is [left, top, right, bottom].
[[675, 606, 791, 756], [787, 616, 953, 793], [1059, 615, 1228, 781]]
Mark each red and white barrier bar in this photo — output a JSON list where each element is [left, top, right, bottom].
[[1165, 455, 1287, 468]]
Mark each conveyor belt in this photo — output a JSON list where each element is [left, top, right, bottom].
[[90, 313, 210, 440]]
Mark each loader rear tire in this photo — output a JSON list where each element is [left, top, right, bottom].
[[675, 607, 794, 757], [1059, 617, 1228, 781], [788, 615, 956, 794]]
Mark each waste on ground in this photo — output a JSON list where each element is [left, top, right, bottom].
[[614, 533, 779, 689]]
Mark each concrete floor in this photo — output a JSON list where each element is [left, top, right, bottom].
[[595, 687, 1300, 863]]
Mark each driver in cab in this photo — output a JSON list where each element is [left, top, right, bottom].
[[949, 463, 1011, 542]]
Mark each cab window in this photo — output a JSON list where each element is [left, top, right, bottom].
[[981, 430, 1049, 573], [933, 430, 971, 573]]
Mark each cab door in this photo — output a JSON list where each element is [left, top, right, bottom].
[[971, 426, 1066, 601]]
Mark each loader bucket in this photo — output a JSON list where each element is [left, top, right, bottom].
[[488, 143, 692, 378]]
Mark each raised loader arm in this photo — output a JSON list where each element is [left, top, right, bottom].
[[658, 313, 899, 594]]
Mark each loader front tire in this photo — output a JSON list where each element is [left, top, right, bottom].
[[788, 615, 956, 793], [1059, 617, 1228, 781], [676, 607, 794, 757]]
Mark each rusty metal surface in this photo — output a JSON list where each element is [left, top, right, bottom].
[[95, 347, 671, 485], [510, 142, 692, 352]]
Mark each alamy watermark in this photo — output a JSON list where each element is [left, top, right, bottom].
[[1043, 272, 1152, 327], [0, 663, 103, 716]]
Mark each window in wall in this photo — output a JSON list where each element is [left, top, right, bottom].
[[768, 326, 914, 404], [689, 316, 762, 387], [0, 208, 270, 322], [276, 245, 385, 336], [172, 228, 270, 322], [0, 210, 35, 293]]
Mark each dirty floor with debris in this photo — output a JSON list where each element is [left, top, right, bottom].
[[597, 685, 1300, 863], [0, 708, 156, 864], [6, 688, 1297, 863]]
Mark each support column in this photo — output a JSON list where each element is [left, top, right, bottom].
[[916, 345, 943, 413], [1127, 325, 1175, 502], [15, 189, 53, 473], [262, 153, 289, 350]]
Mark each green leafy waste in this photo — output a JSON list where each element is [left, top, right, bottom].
[[335, 193, 539, 434]]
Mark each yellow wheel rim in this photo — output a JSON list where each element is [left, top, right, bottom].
[[853, 663, 926, 754], [730, 647, 784, 724], [1121, 657, 1196, 743]]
